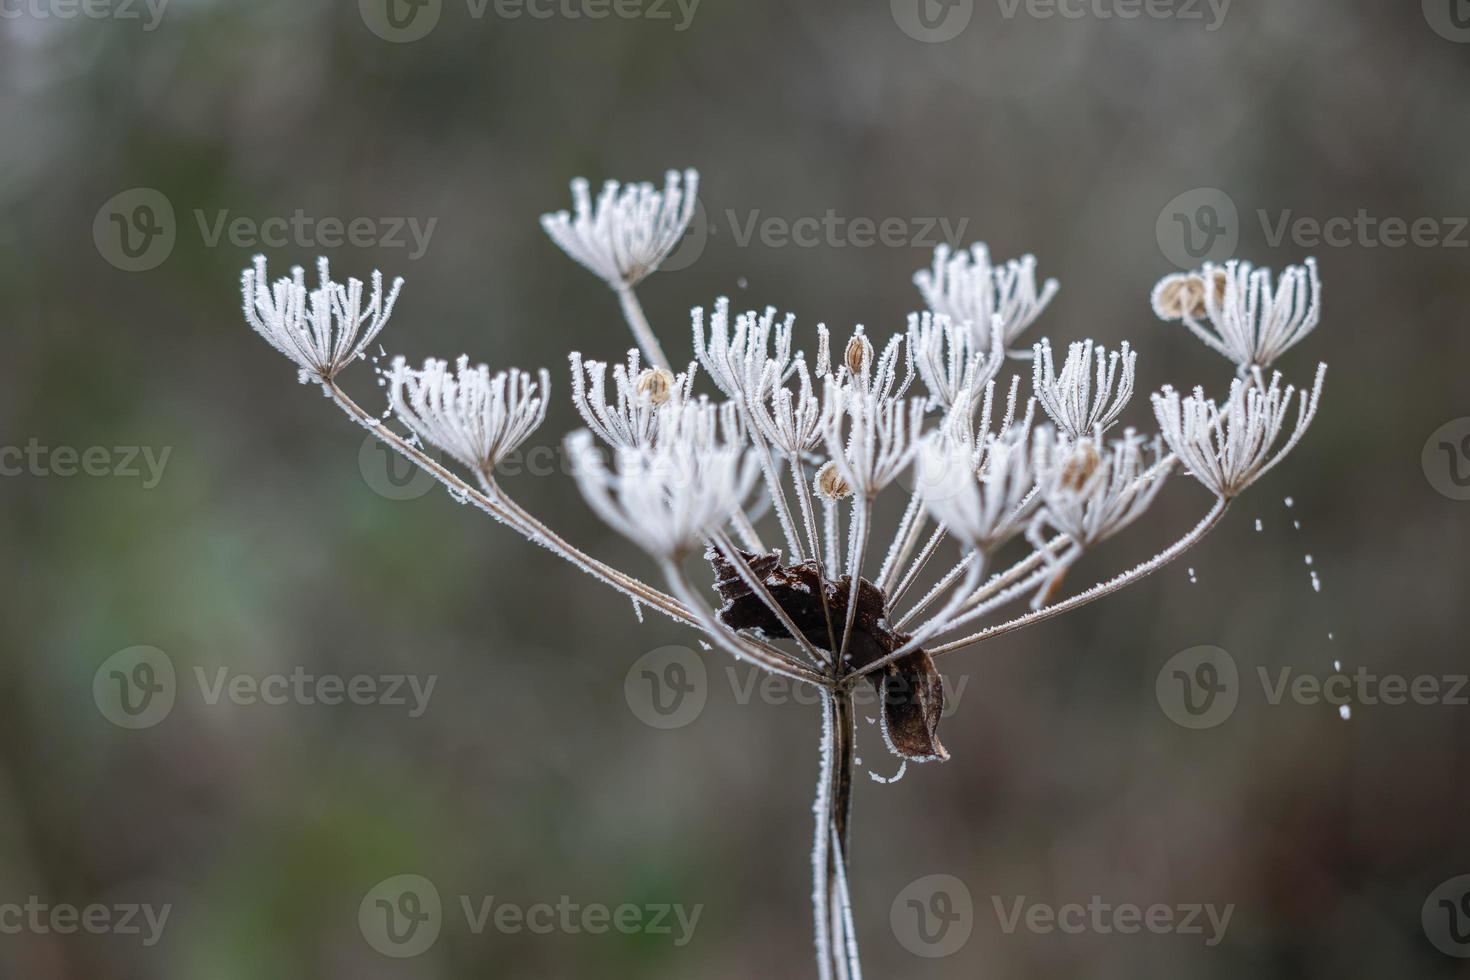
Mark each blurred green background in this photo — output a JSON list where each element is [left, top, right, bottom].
[[3, 0, 1470, 976]]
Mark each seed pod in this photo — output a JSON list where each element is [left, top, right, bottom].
[[814, 460, 853, 501], [844, 334, 872, 376], [635, 367, 676, 405], [1152, 273, 1205, 320]]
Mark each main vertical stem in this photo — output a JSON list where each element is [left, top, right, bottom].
[[814, 689, 860, 979]]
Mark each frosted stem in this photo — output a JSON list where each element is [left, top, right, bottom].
[[888, 524, 948, 610], [875, 493, 925, 595], [614, 285, 671, 373], [813, 690, 860, 980], [930, 496, 1229, 658], [791, 455, 840, 656], [329, 382, 696, 628], [836, 499, 871, 665]]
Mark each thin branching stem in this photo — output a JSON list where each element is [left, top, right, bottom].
[[836, 498, 872, 666], [791, 454, 841, 657], [614, 284, 671, 373], [710, 532, 829, 668], [875, 492, 924, 594], [929, 495, 1229, 658], [329, 382, 697, 627], [888, 524, 948, 610]]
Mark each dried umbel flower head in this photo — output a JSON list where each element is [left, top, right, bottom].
[[908, 310, 1005, 415], [692, 298, 797, 405], [568, 349, 697, 453], [907, 386, 1037, 549], [1034, 428, 1168, 550], [1153, 258, 1321, 373], [389, 356, 550, 477], [1031, 338, 1136, 441], [241, 256, 403, 385], [567, 401, 758, 559], [914, 242, 1060, 354], [1152, 364, 1326, 500], [540, 169, 699, 289], [813, 460, 852, 502]]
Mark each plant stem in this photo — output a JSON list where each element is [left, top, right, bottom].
[[814, 688, 861, 980], [615, 285, 671, 373]]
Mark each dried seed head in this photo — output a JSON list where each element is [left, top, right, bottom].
[[1059, 440, 1102, 491], [1152, 273, 1205, 320], [1152, 269, 1232, 320], [635, 367, 676, 405], [814, 461, 853, 502], [844, 334, 873, 376]]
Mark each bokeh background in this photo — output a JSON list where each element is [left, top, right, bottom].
[[3, 0, 1470, 976]]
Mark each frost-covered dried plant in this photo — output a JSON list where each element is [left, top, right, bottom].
[[1151, 257, 1321, 373], [238, 168, 1329, 979], [914, 241, 1060, 355]]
